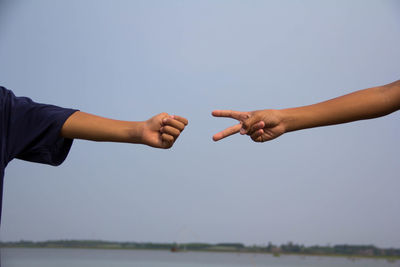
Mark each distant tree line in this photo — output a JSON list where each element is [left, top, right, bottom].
[[1, 240, 399, 258], [265, 242, 400, 257]]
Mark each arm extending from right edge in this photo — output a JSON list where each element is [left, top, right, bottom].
[[282, 80, 400, 132], [212, 80, 400, 142]]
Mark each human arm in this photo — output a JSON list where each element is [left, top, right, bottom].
[[212, 80, 400, 142], [61, 111, 188, 149]]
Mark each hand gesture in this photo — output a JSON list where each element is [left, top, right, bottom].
[[141, 113, 188, 149], [212, 109, 285, 142]]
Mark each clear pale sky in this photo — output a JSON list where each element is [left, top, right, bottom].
[[0, 0, 399, 247]]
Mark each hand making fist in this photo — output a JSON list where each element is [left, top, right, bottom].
[[141, 113, 188, 149]]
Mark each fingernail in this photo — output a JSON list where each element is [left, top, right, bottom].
[[240, 128, 246, 135], [163, 118, 168, 123]]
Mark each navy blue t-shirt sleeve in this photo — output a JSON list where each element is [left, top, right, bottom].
[[1, 87, 78, 166]]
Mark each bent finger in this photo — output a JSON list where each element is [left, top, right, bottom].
[[251, 129, 264, 142], [241, 114, 261, 134], [163, 117, 185, 131], [161, 125, 181, 138], [212, 123, 242, 141], [171, 115, 188, 126], [247, 121, 265, 136], [161, 133, 175, 148]]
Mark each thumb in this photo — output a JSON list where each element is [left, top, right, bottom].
[[240, 114, 260, 135]]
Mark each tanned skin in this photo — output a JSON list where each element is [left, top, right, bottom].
[[212, 80, 400, 142], [61, 112, 188, 149]]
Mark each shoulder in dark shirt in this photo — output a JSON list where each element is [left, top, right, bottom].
[[0, 86, 78, 222]]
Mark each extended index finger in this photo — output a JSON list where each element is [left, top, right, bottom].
[[212, 110, 248, 121], [212, 123, 242, 141]]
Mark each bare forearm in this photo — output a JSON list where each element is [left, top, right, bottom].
[[281, 80, 400, 132], [61, 111, 143, 143], [212, 80, 400, 142], [61, 111, 188, 149]]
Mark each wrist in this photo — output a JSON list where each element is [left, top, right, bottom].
[[126, 121, 145, 144], [279, 108, 298, 133]]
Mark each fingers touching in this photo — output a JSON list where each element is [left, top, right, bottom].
[[250, 129, 264, 142], [162, 115, 188, 131], [171, 115, 189, 126], [160, 125, 181, 138], [159, 114, 188, 148], [242, 120, 264, 135], [160, 133, 174, 147], [240, 114, 264, 135]]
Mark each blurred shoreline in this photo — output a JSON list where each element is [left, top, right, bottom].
[[1, 240, 399, 262]]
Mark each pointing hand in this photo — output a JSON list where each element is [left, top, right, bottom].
[[212, 109, 285, 142]]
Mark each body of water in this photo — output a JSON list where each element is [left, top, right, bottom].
[[1, 248, 398, 267]]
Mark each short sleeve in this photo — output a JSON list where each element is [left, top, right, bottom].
[[1, 87, 78, 166]]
